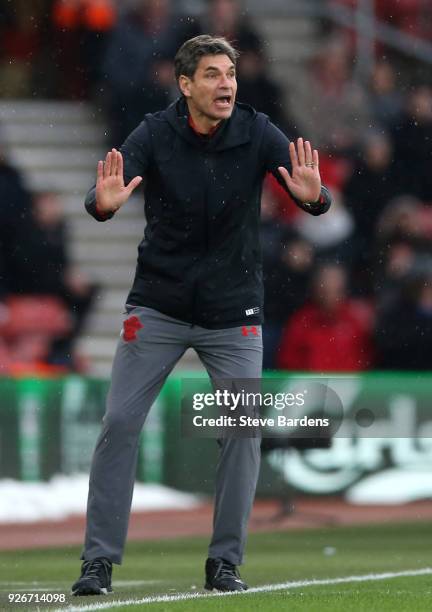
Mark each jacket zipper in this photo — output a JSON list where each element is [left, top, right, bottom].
[[190, 151, 211, 327]]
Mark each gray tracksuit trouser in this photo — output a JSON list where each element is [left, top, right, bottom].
[[81, 306, 262, 565]]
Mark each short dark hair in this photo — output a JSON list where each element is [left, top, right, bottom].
[[174, 35, 239, 81]]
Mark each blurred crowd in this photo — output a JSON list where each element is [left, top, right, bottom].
[[262, 37, 432, 371], [0, 0, 432, 373], [0, 140, 97, 373]]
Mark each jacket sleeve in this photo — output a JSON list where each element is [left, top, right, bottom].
[[262, 120, 331, 216], [85, 119, 152, 222]]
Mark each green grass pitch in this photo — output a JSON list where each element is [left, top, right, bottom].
[[0, 522, 431, 611]]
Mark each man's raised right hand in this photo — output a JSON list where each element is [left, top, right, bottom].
[[96, 148, 142, 214]]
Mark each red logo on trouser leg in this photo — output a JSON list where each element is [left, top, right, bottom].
[[241, 326, 259, 337], [123, 316, 143, 341]]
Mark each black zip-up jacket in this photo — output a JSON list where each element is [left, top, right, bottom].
[[85, 97, 331, 328]]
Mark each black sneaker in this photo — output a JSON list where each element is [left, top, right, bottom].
[[204, 557, 248, 592], [71, 558, 113, 596]]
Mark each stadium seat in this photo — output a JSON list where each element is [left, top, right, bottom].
[[0, 296, 71, 338]]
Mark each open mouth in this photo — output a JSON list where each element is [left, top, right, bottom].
[[214, 95, 232, 108]]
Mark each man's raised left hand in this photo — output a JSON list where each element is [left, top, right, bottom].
[[278, 137, 321, 204]]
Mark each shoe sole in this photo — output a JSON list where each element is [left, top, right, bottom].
[[204, 582, 247, 592], [72, 587, 112, 596]]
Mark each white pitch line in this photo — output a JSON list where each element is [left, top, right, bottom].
[[54, 567, 432, 612], [110, 581, 164, 588]]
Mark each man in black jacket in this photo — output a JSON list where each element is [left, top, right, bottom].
[[72, 35, 331, 597]]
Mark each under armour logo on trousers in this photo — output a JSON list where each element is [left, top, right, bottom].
[[123, 316, 143, 341], [241, 326, 259, 337]]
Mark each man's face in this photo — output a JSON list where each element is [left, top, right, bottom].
[[180, 54, 237, 122]]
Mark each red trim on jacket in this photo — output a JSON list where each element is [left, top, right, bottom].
[[188, 115, 221, 137]]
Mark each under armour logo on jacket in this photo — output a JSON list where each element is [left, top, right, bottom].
[[241, 326, 259, 337], [123, 316, 143, 342]]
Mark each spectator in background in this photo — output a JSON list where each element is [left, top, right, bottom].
[[0, 140, 32, 274], [200, 0, 263, 55], [5, 191, 97, 369], [375, 271, 432, 370], [369, 60, 404, 130], [292, 36, 373, 157], [259, 182, 290, 264], [375, 195, 426, 245], [236, 48, 296, 136], [391, 85, 432, 201], [52, 0, 117, 98], [263, 227, 315, 369], [0, 138, 33, 371], [373, 195, 430, 307], [277, 263, 374, 372], [0, 249, 11, 374], [344, 132, 400, 293], [345, 132, 399, 243], [102, 0, 199, 145]]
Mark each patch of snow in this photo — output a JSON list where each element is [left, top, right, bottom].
[[0, 475, 202, 523]]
